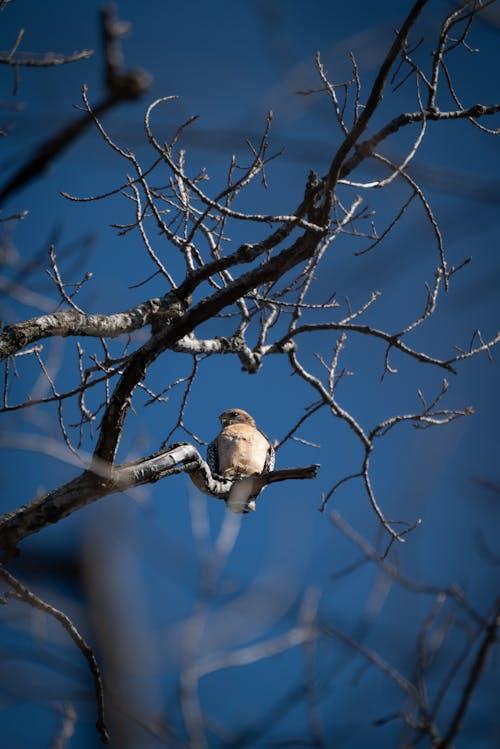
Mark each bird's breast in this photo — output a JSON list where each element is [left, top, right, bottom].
[[217, 424, 269, 476]]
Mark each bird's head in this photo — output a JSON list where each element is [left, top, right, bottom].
[[219, 408, 256, 427]]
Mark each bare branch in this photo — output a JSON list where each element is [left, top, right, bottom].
[[0, 291, 187, 359], [0, 439, 318, 550], [0, 564, 109, 743], [0, 47, 93, 67], [0, 7, 150, 204], [437, 598, 500, 749]]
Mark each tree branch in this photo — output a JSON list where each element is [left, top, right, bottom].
[[0, 564, 109, 743], [0, 291, 188, 360], [0, 6, 150, 204], [0, 442, 318, 551], [437, 598, 500, 749]]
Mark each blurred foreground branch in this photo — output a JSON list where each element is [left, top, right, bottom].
[[0, 5, 150, 205]]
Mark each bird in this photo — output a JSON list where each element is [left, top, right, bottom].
[[207, 408, 275, 514]]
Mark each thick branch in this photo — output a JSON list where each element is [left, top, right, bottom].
[[0, 442, 318, 550], [0, 444, 206, 551], [172, 333, 296, 374], [0, 291, 187, 360]]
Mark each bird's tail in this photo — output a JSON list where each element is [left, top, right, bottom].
[[226, 476, 257, 514]]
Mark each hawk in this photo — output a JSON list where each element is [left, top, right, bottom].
[[207, 408, 275, 514]]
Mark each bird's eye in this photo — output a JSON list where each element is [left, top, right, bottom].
[[231, 411, 239, 417]]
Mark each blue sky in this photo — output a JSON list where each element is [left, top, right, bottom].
[[1, 2, 500, 748]]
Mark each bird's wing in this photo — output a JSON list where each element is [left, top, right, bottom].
[[261, 432, 275, 472], [206, 438, 219, 475]]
